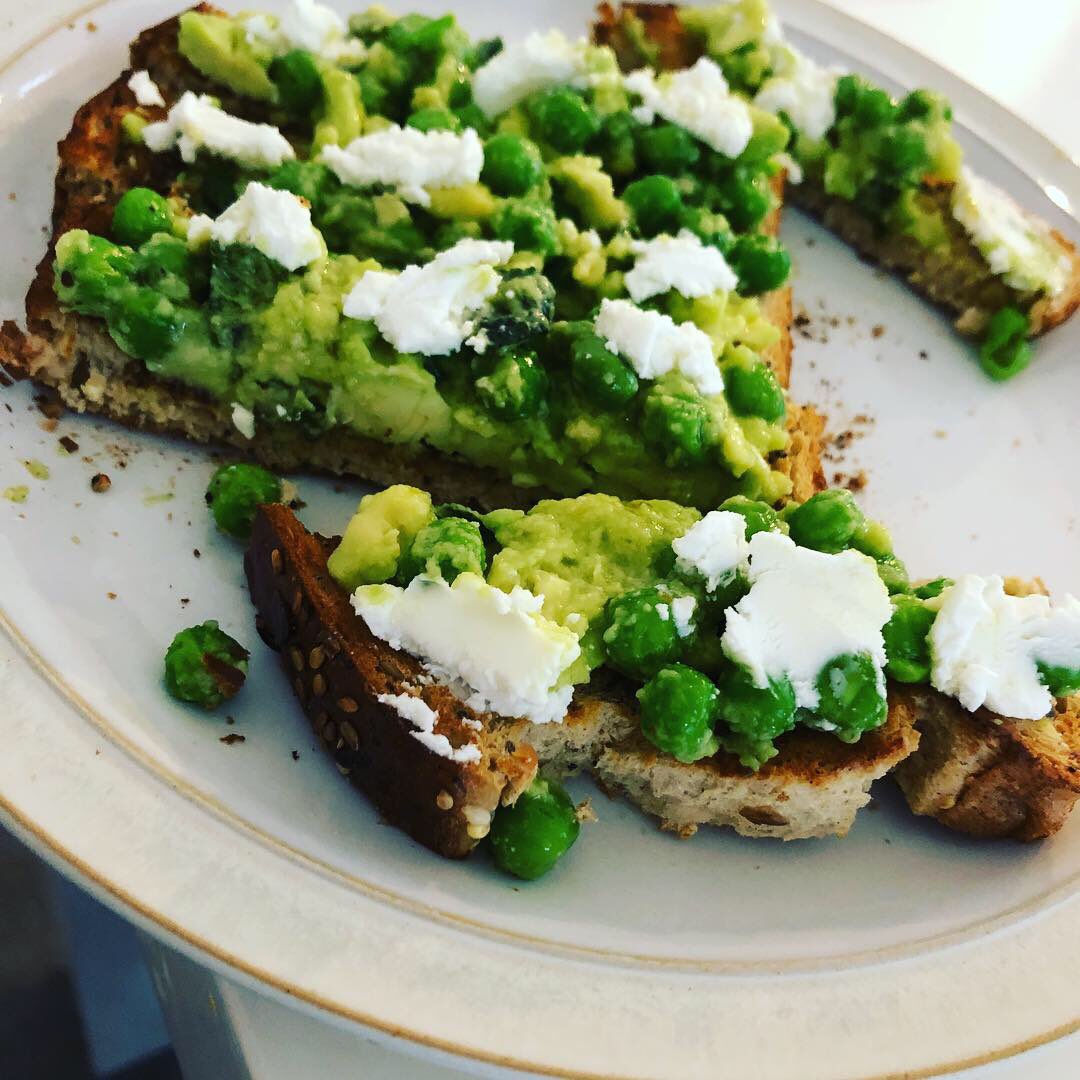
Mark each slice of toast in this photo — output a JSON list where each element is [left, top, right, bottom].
[[246, 503, 921, 853], [0, 7, 817, 510], [593, 2, 1080, 338]]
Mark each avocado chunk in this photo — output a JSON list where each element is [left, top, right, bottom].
[[327, 486, 436, 590], [548, 156, 628, 231], [178, 12, 277, 102]]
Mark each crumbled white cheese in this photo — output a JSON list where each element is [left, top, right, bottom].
[[625, 229, 738, 302], [342, 238, 512, 356], [774, 151, 804, 185], [142, 92, 294, 168], [721, 532, 891, 708], [670, 595, 697, 639], [624, 58, 753, 159], [952, 168, 1070, 297], [672, 511, 749, 592], [593, 298, 723, 396], [128, 69, 165, 108], [244, 0, 366, 64], [754, 48, 839, 143], [318, 125, 483, 207], [472, 30, 590, 117], [186, 182, 323, 271], [231, 403, 255, 440], [353, 573, 581, 725], [929, 575, 1080, 720], [377, 691, 482, 763]]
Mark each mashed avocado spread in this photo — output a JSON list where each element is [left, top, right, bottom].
[[52, 2, 799, 507]]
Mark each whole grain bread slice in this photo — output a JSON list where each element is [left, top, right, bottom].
[[593, 2, 1080, 338], [0, 7, 817, 510], [247, 503, 922, 853]]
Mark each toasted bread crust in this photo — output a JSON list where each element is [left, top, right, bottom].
[[0, 7, 815, 512], [892, 688, 1080, 841], [245, 504, 539, 858], [593, 2, 1080, 338]]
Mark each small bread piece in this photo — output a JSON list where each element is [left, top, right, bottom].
[[245, 503, 539, 858], [891, 688, 1080, 841], [1, 7, 814, 511], [594, 2, 1080, 338]]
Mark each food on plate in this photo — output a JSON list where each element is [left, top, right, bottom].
[[164, 620, 250, 708], [244, 486, 1080, 875], [206, 460, 286, 539], [594, 0, 1080, 378], [1, 1, 828, 511]]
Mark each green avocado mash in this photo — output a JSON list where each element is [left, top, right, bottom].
[[54, 4, 801, 506]]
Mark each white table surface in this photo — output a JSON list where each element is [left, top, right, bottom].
[[3, 1, 1078, 1076]]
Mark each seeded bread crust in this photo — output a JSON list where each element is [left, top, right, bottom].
[[0, 7, 818, 510], [593, 2, 1080, 337]]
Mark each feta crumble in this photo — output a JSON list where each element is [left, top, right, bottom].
[[342, 238, 512, 356], [625, 229, 738, 302], [721, 532, 891, 709], [672, 511, 749, 592], [142, 92, 294, 168], [377, 692, 482, 763], [353, 573, 581, 726], [244, 0, 366, 64], [930, 575, 1080, 720], [593, 298, 723, 396], [624, 58, 753, 159], [127, 69, 165, 108], [318, 125, 484, 206], [952, 168, 1071, 297], [186, 182, 324, 271], [754, 48, 840, 144], [472, 30, 590, 117]]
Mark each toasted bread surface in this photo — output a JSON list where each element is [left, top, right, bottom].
[[1, 8, 815, 511], [593, 2, 1080, 338]]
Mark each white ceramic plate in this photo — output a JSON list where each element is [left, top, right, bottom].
[[1, 2, 1079, 1077]]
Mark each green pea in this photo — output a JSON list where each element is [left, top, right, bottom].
[[855, 87, 896, 126], [474, 349, 548, 419], [875, 552, 910, 595], [406, 106, 459, 132], [164, 620, 249, 709], [914, 577, 953, 600], [725, 360, 786, 421], [717, 495, 786, 539], [113, 187, 173, 248], [1037, 661, 1080, 699], [637, 664, 720, 764], [979, 306, 1032, 381], [714, 169, 771, 231], [642, 388, 710, 466], [526, 86, 600, 154], [570, 331, 639, 408], [896, 89, 935, 121], [637, 123, 700, 173], [714, 662, 797, 769], [54, 233, 136, 316], [730, 233, 791, 296], [386, 12, 454, 54], [489, 777, 580, 881], [464, 37, 502, 71], [594, 110, 640, 177], [786, 489, 863, 553], [877, 126, 928, 174], [603, 586, 684, 679], [813, 653, 887, 742], [452, 101, 489, 136], [623, 174, 684, 236], [680, 206, 735, 254], [481, 134, 543, 197], [270, 49, 323, 114], [493, 200, 559, 255], [108, 289, 185, 361], [398, 516, 487, 584], [267, 160, 335, 207], [883, 595, 936, 683], [206, 462, 284, 540]]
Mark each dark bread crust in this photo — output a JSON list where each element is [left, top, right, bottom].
[[593, 2, 1080, 337], [246, 503, 538, 858], [1, 6, 815, 511]]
